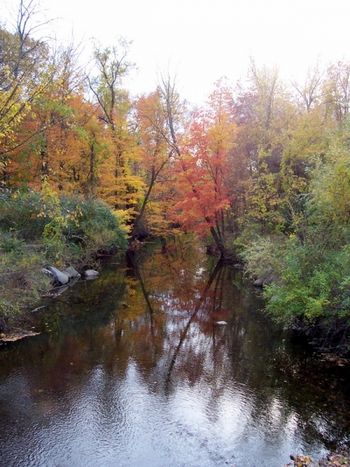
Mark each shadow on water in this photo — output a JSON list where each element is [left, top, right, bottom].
[[0, 238, 349, 467]]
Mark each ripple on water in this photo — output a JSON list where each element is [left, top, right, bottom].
[[0, 244, 349, 466]]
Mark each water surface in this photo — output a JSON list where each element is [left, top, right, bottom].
[[0, 240, 349, 466]]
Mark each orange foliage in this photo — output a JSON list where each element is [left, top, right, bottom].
[[171, 84, 237, 245]]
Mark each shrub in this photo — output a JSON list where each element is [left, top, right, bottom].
[[0, 230, 50, 322], [0, 189, 127, 323], [240, 235, 285, 283], [0, 189, 127, 260]]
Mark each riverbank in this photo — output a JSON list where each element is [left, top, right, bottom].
[[0, 188, 127, 337], [288, 451, 350, 466], [239, 233, 350, 360]]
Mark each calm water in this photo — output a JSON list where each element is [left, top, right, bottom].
[[0, 240, 349, 467]]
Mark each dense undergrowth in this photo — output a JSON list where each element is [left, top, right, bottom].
[[0, 187, 126, 327], [240, 142, 350, 355]]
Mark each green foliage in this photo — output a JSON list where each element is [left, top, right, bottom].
[[0, 189, 46, 239], [263, 241, 350, 323], [243, 141, 350, 325], [0, 189, 127, 323], [60, 195, 128, 261], [310, 142, 350, 225], [0, 188, 127, 254], [245, 169, 286, 233], [0, 231, 25, 254], [241, 234, 285, 283], [0, 229, 50, 320]]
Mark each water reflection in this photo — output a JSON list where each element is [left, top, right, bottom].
[[0, 239, 349, 467]]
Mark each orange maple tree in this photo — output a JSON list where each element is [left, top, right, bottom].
[[171, 84, 236, 257]]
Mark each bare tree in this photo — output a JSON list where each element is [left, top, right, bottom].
[[249, 59, 279, 131], [87, 40, 132, 131], [292, 65, 323, 112], [325, 61, 350, 123]]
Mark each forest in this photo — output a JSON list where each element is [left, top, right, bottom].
[[1, 1, 350, 355]]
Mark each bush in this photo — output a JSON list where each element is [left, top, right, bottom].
[[0, 188, 127, 262], [61, 196, 127, 252], [0, 189, 127, 324], [0, 189, 46, 240], [263, 242, 350, 323], [241, 143, 350, 329], [0, 230, 50, 321], [242, 226, 350, 325], [240, 234, 285, 283]]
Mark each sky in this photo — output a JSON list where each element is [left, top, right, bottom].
[[3, 0, 350, 103]]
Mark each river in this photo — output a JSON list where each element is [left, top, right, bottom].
[[0, 239, 349, 466]]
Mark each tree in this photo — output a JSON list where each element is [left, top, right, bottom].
[[292, 65, 323, 113], [233, 63, 297, 234], [0, 0, 53, 185], [132, 89, 175, 238], [87, 41, 144, 223], [171, 83, 236, 258], [6, 44, 88, 191], [324, 61, 350, 124]]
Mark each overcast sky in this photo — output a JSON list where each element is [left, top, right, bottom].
[[3, 0, 350, 103]]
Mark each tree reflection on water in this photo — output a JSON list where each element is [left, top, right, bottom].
[[0, 239, 349, 466]]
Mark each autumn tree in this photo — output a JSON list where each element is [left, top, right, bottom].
[[0, 0, 53, 185], [232, 63, 298, 234], [88, 41, 143, 222], [6, 44, 89, 191], [324, 61, 350, 125], [170, 83, 236, 258], [292, 65, 323, 113], [132, 89, 175, 238]]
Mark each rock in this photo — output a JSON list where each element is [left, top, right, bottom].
[[63, 266, 81, 280], [30, 305, 46, 313], [288, 454, 313, 466], [253, 278, 264, 287], [215, 321, 228, 325], [83, 269, 99, 279], [253, 274, 277, 287], [42, 268, 54, 279], [47, 266, 69, 285], [322, 452, 350, 466], [288, 451, 350, 467]]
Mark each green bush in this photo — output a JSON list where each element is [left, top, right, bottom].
[[264, 243, 350, 323], [0, 189, 46, 240], [0, 189, 127, 324], [241, 142, 350, 328], [242, 222, 350, 324], [240, 234, 285, 283], [61, 196, 127, 251], [0, 230, 50, 320], [0, 189, 127, 261]]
